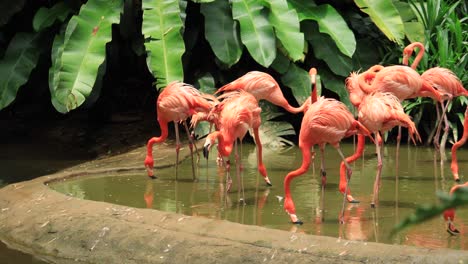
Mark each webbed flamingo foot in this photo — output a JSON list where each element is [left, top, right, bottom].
[[447, 223, 460, 236], [347, 195, 359, 203], [289, 213, 303, 225]]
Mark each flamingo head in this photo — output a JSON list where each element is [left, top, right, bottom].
[[402, 48, 412, 66], [309, 67, 317, 84], [354, 121, 375, 144], [203, 132, 218, 159], [346, 72, 364, 107]]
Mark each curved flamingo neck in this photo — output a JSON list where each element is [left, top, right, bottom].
[[451, 108, 468, 177], [404, 42, 425, 70], [284, 145, 312, 199], [146, 120, 169, 156]]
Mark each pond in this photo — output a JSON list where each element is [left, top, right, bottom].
[[50, 142, 468, 251]]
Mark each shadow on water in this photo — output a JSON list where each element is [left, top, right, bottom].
[[50, 142, 468, 251]]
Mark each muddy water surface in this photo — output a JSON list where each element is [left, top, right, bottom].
[[50, 143, 468, 251]]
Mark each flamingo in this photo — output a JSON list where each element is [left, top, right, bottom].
[[144, 81, 212, 180], [403, 42, 468, 150], [215, 71, 308, 113], [451, 107, 468, 182], [443, 181, 468, 235], [283, 96, 373, 224], [203, 90, 272, 194], [356, 92, 422, 207]]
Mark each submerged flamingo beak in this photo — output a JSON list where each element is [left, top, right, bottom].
[[203, 145, 210, 159]]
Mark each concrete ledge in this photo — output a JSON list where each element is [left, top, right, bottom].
[[1, 145, 467, 264]]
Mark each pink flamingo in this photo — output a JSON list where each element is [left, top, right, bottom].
[[203, 90, 272, 193], [443, 181, 468, 235], [283, 96, 372, 224], [403, 42, 468, 150], [357, 92, 422, 207], [451, 107, 468, 182], [215, 71, 308, 113], [144, 81, 212, 180]]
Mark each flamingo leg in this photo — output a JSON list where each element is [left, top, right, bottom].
[[439, 103, 451, 162], [183, 121, 197, 181], [184, 120, 200, 164], [371, 133, 383, 208], [239, 139, 245, 203], [234, 140, 245, 203], [225, 160, 233, 192], [175, 123, 181, 180], [252, 127, 272, 186], [433, 100, 450, 150], [336, 146, 352, 224], [319, 144, 327, 185], [396, 125, 402, 158]]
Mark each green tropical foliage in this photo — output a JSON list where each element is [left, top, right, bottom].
[[402, 0, 467, 144], [0, 0, 411, 115], [392, 186, 468, 235]]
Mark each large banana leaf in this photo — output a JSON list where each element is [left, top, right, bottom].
[[200, 0, 242, 67], [231, 0, 276, 67], [353, 0, 405, 45], [264, 0, 304, 62], [142, 0, 185, 89], [0, 32, 42, 110], [320, 69, 352, 110], [303, 21, 352, 77], [281, 63, 311, 105], [0, 0, 25, 27], [50, 0, 122, 113], [33, 2, 74, 32], [289, 1, 356, 58]]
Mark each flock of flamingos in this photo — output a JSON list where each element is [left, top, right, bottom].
[[143, 42, 468, 236]]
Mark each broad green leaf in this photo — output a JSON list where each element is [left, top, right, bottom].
[[201, 0, 242, 67], [352, 38, 383, 71], [281, 63, 311, 105], [50, 0, 122, 113], [289, 1, 356, 57], [353, 0, 405, 44], [270, 51, 290, 74], [142, 0, 185, 89], [0, 32, 42, 110], [393, 1, 425, 43], [320, 69, 352, 110], [50, 28, 68, 113], [303, 21, 352, 77], [33, 2, 73, 32], [404, 22, 425, 43], [232, 0, 276, 67], [264, 0, 304, 61], [193, 73, 216, 138], [0, 0, 26, 26]]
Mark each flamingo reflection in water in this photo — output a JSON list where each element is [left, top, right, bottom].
[[443, 182, 468, 236]]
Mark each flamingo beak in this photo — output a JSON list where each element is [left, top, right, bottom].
[[358, 123, 375, 144], [203, 141, 212, 159]]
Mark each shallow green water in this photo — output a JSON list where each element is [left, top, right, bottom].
[[50, 143, 468, 250]]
